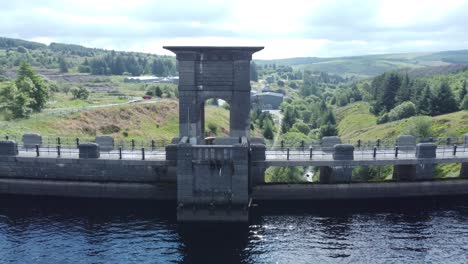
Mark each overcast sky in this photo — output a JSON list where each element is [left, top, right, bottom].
[[1, 0, 467, 59]]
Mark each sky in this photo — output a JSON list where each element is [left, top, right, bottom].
[[1, 0, 468, 59]]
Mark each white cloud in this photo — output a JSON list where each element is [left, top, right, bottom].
[[1, 0, 468, 58]]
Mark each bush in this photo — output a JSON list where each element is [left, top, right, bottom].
[[388, 101, 416, 121], [403, 116, 433, 138], [71, 86, 90, 100], [291, 121, 310, 135], [207, 122, 218, 135], [377, 112, 389, 124]]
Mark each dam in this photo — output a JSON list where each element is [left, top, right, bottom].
[[1, 46, 468, 222]]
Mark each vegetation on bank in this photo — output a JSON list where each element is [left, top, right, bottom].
[[0, 101, 230, 140]]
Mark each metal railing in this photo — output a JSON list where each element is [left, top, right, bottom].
[[264, 145, 468, 161]]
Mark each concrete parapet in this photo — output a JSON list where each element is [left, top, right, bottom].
[[22, 133, 42, 148], [0, 140, 18, 156], [320, 144, 353, 183], [251, 143, 267, 185], [212, 137, 239, 145], [79, 143, 100, 159], [333, 144, 354, 160], [393, 143, 437, 181], [416, 143, 437, 159], [396, 135, 416, 151], [322, 136, 342, 152], [464, 134, 468, 147], [461, 163, 468, 178], [165, 144, 178, 161], [95, 136, 114, 151]]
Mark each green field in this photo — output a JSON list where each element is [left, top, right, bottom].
[[0, 101, 230, 141], [257, 49, 468, 77]]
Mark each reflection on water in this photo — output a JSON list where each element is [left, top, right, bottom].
[[1, 196, 468, 263]]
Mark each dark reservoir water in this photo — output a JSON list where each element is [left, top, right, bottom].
[[1, 196, 468, 264]]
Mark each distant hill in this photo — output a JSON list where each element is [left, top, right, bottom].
[[2, 36, 468, 78], [256, 50, 468, 77]]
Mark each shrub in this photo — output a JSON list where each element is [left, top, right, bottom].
[[403, 116, 433, 138], [388, 101, 416, 121]]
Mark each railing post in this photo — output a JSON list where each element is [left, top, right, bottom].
[[309, 147, 313, 160], [131, 139, 135, 150], [373, 147, 377, 159], [36, 144, 40, 157], [76, 138, 80, 148], [377, 139, 381, 148], [453, 144, 457, 156], [151, 139, 156, 151], [395, 146, 399, 158], [57, 145, 61, 157], [287, 148, 290, 160], [119, 147, 122, 160], [357, 139, 361, 148], [142, 147, 145, 160], [5, 136, 8, 140], [301, 140, 304, 149], [281, 140, 284, 149], [57, 137, 61, 146]]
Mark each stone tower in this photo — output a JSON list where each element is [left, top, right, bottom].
[[163, 46, 263, 143]]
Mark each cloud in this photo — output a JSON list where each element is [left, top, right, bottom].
[[0, 0, 467, 59]]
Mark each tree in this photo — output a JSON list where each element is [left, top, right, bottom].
[[71, 86, 90, 100], [0, 82, 31, 118], [417, 86, 433, 115], [155, 86, 163, 98], [459, 80, 467, 103], [58, 57, 68, 73], [432, 82, 458, 115], [396, 73, 411, 104], [461, 95, 468, 110], [381, 73, 401, 111], [319, 123, 338, 137], [263, 119, 274, 140], [15, 63, 49, 112]]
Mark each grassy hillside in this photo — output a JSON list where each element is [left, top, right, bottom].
[[0, 101, 230, 140], [337, 102, 468, 140], [257, 50, 468, 77]]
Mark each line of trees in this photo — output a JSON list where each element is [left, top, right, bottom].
[[79, 52, 176, 77], [366, 72, 465, 123]]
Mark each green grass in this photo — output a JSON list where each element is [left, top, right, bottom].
[[259, 49, 468, 77], [0, 101, 230, 140], [336, 102, 468, 140], [336, 102, 377, 138]]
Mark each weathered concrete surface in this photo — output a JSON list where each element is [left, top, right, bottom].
[[164, 46, 263, 143], [396, 135, 416, 150], [176, 142, 251, 222], [96, 136, 114, 151], [252, 180, 468, 201], [0, 156, 175, 183], [0, 178, 176, 200], [22, 133, 42, 148], [322, 136, 342, 152], [320, 144, 354, 183], [79, 143, 100, 159], [0, 141, 18, 156]]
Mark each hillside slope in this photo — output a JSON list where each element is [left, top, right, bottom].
[[257, 50, 468, 77], [337, 102, 468, 140], [0, 101, 230, 140]]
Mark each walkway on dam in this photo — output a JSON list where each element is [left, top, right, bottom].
[[12, 145, 468, 165]]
